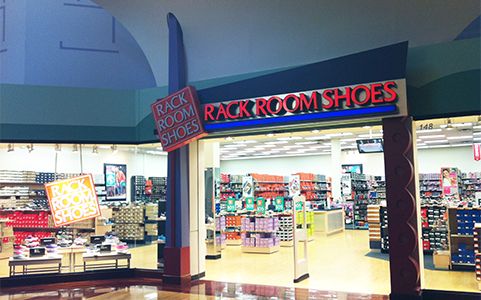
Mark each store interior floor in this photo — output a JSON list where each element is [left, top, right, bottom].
[[205, 230, 477, 294], [0, 231, 476, 294]]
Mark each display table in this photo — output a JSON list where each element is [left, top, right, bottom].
[[82, 252, 131, 271], [58, 246, 87, 272], [313, 208, 344, 235], [9, 256, 62, 276]]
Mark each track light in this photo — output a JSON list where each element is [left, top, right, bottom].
[[7, 144, 14, 152], [440, 118, 453, 130], [92, 145, 99, 154], [54, 144, 61, 152], [111, 144, 118, 153], [27, 144, 34, 153]]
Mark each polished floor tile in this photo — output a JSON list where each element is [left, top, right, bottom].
[[0, 279, 387, 299]]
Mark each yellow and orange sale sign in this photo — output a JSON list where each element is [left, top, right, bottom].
[[45, 174, 101, 227]]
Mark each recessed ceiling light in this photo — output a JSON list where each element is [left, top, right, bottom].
[[225, 136, 233, 141], [362, 126, 371, 129], [418, 135, 445, 139], [311, 129, 320, 133], [266, 133, 274, 137]]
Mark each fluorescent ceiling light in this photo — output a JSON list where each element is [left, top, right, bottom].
[[341, 138, 358, 142], [473, 125, 481, 130], [277, 136, 303, 141], [415, 129, 442, 133], [424, 140, 448, 144], [253, 146, 266, 150], [452, 122, 472, 127], [358, 133, 383, 138], [305, 136, 329, 140], [311, 129, 320, 133], [426, 144, 451, 149], [310, 145, 330, 149], [362, 126, 371, 129], [239, 149, 256, 153], [286, 150, 306, 154], [418, 135, 445, 139], [450, 143, 472, 147], [473, 132, 481, 136], [261, 144, 277, 148], [223, 144, 245, 148], [265, 141, 289, 145], [283, 145, 304, 149], [446, 136, 472, 140], [474, 137, 481, 141], [295, 141, 319, 145], [326, 132, 353, 138], [233, 140, 257, 144]]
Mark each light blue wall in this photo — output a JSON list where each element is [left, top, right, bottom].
[[0, 0, 155, 89], [0, 0, 27, 83]]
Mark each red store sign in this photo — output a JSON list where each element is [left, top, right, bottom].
[[203, 81, 399, 122], [151, 86, 207, 152]]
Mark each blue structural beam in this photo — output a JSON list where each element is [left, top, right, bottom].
[[163, 13, 191, 284]]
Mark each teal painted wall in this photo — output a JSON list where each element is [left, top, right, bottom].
[[1, 39, 479, 143]]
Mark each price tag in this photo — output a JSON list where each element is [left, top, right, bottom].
[[256, 197, 266, 214], [295, 200, 303, 211], [226, 197, 236, 212], [245, 197, 255, 211], [274, 196, 284, 212]]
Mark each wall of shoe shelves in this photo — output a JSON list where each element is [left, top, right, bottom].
[[0, 168, 167, 259]]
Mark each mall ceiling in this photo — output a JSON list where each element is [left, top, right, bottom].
[[94, 0, 480, 86]]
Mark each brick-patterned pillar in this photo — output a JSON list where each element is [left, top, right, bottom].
[[383, 116, 422, 300]]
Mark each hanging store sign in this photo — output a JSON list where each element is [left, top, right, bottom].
[[242, 176, 254, 198], [151, 86, 207, 152], [474, 143, 481, 161], [45, 174, 101, 227], [289, 175, 301, 197], [202, 80, 407, 131]]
